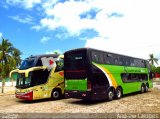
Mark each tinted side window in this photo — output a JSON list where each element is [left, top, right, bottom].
[[121, 73, 148, 82], [113, 55, 123, 65], [36, 59, 43, 66], [104, 53, 113, 64], [92, 51, 104, 64], [135, 59, 141, 67], [141, 74, 148, 81], [31, 69, 50, 86], [55, 59, 64, 72], [141, 60, 146, 68], [124, 57, 131, 66], [130, 59, 136, 67]]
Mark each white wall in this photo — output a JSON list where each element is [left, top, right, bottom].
[[0, 82, 16, 87]]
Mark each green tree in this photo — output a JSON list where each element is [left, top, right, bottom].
[[11, 48, 22, 68], [0, 37, 21, 93], [10, 48, 22, 86], [148, 54, 158, 66], [154, 67, 160, 73]]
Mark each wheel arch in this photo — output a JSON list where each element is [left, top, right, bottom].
[[51, 87, 62, 98], [116, 86, 123, 95], [141, 83, 146, 87], [107, 86, 116, 93], [146, 82, 149, 88]]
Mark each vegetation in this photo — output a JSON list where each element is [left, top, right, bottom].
[[148, 54, 158, 66], [153, 67, 160, 73], [0, 37, 22, 93], [148, 54, 159, 73]]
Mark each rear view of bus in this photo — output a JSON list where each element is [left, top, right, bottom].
[[64, 48, 93, 100]]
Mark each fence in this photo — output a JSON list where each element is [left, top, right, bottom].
[[0, 82, 16, 86]]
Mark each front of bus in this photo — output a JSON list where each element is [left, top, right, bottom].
[[10, 56, 50, 101], [64, 48, 93, 100]]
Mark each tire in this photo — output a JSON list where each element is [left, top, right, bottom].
[[107, 89, 114, 101], [145, 85, 148, 92], [51, 90, 61, 100], [115, 87, 122, 99], [141, 85, 145, 93]]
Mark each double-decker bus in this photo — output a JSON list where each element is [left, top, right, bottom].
[[64, 48, 153, 101], [10, 54, 64, 101]]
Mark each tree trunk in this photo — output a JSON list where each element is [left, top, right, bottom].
[[1, 78, 5, 93], [11, 78, 14, 86]]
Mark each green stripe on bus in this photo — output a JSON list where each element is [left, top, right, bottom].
[[65, 79, 87, 91]]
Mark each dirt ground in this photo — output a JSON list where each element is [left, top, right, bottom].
[[0, 86, 160, 118]]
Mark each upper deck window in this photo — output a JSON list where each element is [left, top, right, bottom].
[[20, 58, 35, 70]]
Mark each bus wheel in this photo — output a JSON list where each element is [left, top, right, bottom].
[[51, 90, 61, 100], [107, 89, 114, 101], [145, 85, 148, 92], [141, 85, 145, 93], [115, 87, 122, 99]]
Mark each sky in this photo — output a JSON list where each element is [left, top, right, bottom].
[[0, 0, 160, 64]]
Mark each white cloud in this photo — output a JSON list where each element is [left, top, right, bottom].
[[85, 0, 160, 63], [2, 5, 9, 9], [5, 0, 160, 63], [9, 15, 33, 24], [40, 37, 51, 44], [85, 37, 160, 59], [6, 0, 41, 9], [40, 0, 97, 35], [31, 25, 41, 31], [46, 50, 62, 54], [38, 0, 127, 36], [35, 0, 160, 63], [0, 32, 2, 38]]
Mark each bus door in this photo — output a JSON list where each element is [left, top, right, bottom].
[[47, 59, 64, 93]]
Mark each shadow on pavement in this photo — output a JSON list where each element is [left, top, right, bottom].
[[17, 97, 65, 104], [67, 90, 152, 106]]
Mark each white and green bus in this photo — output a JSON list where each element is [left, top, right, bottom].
[[64, 48, 153, 101]]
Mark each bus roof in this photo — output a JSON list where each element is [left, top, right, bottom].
[[27, 54, 59, 59], [64, 47, 148, 62]]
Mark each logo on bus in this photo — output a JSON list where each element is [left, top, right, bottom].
[[41, 57, 57, 71]]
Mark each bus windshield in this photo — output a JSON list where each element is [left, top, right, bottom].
[[20, 58, 35, 70], [16, 69, 50, 89], [16, 73, 31, 89]]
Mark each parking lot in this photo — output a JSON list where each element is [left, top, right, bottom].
[[0, 84, 160, 118]]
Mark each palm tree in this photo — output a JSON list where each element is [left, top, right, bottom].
[[11, 48, 22, 68], [10, 48, 22, 86], [0, 37, 15, 93], [148, 54, 158, 66]]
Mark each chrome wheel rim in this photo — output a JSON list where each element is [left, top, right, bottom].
[[117, 89, 121, 98], [108, 91, 114, 100], [141, 86, 144, 93], [53, 91, 59, 99], [146, 86, 148, 91]]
